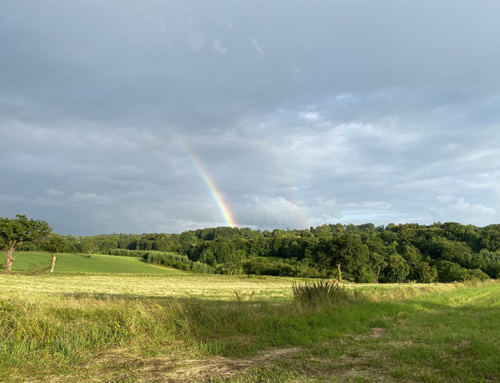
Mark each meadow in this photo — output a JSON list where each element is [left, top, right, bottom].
[[0, 252, 499, 382], [0, 251, 186, 275]]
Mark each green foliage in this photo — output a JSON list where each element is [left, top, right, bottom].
[[478, 249, 500, 278], [142, 250, 214, 273], [436, 260, 467, 282], [7, 217, 500, 282], [41, 234, 68, 254], [0, 215, 52, 271], [414, 261, 438, 283], [461, 268, 490, 281], [357, 266, 378, 283], [241, 257, 325, 278], [436, 260, 489, 282], [0, 215, 51, 249], [385, 253, 410, 283], [108, 248, 143, 257]]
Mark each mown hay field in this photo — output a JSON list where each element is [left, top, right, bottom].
[[0, 273, 301, 301], [0, 271, 470, 302]]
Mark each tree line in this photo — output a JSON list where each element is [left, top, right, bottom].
[[5, 216, 499, 282]]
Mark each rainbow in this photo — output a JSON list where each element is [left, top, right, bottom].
[[178, 140, 238, 228]]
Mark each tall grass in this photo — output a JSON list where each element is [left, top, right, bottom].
[[292, 280, 362, 307]]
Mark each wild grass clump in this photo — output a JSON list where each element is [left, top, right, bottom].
[[292, 280, 362, 307]]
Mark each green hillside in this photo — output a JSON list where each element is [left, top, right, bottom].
[[0, 251, 188, 275]]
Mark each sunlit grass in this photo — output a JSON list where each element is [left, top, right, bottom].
[[0, 272, 469, 302], [0, 281, 497, 382], [0, 251, 186, 275]]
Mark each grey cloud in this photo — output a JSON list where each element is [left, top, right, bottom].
[[1, 1, 500, 233], [3, 1, 500, 124]]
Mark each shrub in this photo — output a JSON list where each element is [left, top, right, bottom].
[[415, 261, 438, 283], [437, 260, 466, 282], [357, 267, 377, 283], [292, 280, 359, 307], [107, 248, 142, 257], [461, 268, 490, 281], [107, 249, 214, 273]]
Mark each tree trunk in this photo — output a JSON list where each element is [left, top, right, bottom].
[[5, 247, 14, 272], [49, 253, 57, 273]]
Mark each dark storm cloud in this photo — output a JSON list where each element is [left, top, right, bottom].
[[1, 0, 500, 233]]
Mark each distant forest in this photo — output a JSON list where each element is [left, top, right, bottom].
[[22, 223, 500, 283]]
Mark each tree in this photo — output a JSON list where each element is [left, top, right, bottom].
[[436, 260, 465, 282], [0, 215, 52, 272], [226, 249, 246, 274], [400, 245, 423, 281], [41, 234, 67, 273], [386, 253, 410, 282], [330, 233, 370, 281], [414, 261, 438, 283], [0, 214, 52, 272], [370, 252, 387, 282]]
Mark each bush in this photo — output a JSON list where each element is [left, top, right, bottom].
[[292, 280, 359, 307], [145, 251, 215, 273], [241, 257, 325, 277], [415, 261, 438, 283], [461, 268, 490, 281], [437, 260, 466, 282], [107, 249, 142, 257], [108, 249, 214, 273], [357, 267, 377, 283]]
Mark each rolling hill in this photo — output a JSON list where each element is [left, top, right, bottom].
[[0, 251, 188, 275]]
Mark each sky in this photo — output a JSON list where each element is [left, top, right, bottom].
[[1, 0, 500, 235]]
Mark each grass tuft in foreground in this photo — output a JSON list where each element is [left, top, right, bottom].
[[292, 280, 361, 307]]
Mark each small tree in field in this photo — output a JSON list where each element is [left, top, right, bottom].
[[41, 234, 66, 273], [0, 215, 52, 272]]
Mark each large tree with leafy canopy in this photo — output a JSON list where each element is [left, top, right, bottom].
[[0, 215, 52, 272]]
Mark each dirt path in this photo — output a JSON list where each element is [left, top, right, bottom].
[[160, 347, 301, 382]]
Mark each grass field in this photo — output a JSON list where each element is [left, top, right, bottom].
[[0, 251, 187, 275], [0, 268, 471, 301], [0, 254, 498, 382]]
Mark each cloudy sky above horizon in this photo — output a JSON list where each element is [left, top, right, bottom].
[[1, 1, 500, 234]]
